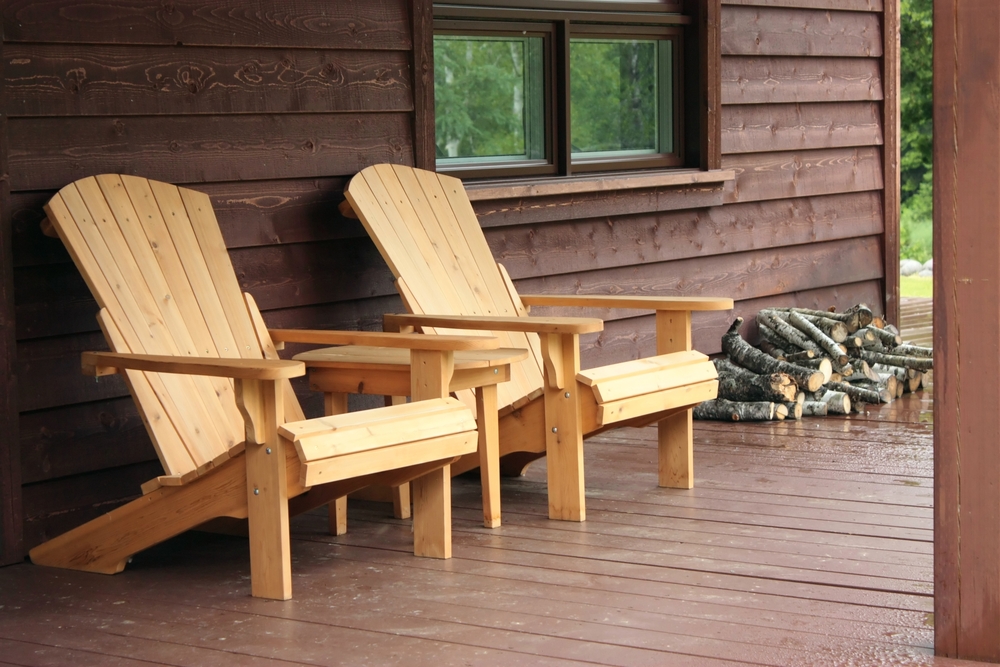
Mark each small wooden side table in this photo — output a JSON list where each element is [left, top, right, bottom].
[[294, 345, 529, 529]]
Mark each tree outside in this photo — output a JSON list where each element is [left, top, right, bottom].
[[900, 0, 933, 263]]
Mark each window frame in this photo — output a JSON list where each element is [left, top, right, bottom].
[[432, 2, 694, 180]]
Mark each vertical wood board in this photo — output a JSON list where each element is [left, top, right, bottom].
[[932, 0, 1000, 661]]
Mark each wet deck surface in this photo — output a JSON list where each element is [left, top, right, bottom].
[[1, 304, 963, 666]]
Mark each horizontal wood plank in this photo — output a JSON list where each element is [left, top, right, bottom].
[[723, 146, 884, 204], [5, 45, 413, 117], [19, 398, 155, 485], [722, 101, 883, 154], [722, 0, 882, 9], [11, 178, 366, 268], [471, 183, 724, 229], [3, 0, 411, 50], [490, 190, 883, 281], [516, 235, 882, 320], [722, 56, 883, 104], [8, 113, 413, 192], [722, 6, 882, 57]]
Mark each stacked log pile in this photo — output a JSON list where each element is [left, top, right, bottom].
[[695, 305, 933, 422]]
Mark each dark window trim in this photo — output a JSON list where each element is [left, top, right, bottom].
[[427, 0, 721, 182]]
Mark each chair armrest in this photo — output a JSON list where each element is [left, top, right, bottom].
[[383, 313, 603, 335], [519, 294, 734, 311], [81, 351, 305, 380], [268, 328, 499, 351]]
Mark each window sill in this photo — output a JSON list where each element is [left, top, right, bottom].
[[463, 168, 735, 201]]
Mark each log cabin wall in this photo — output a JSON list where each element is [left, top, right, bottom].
[[0, 0, 897, 559]]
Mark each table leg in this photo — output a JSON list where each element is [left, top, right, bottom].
[[387, 395, 411, 520], [476, 384, 501, 528], [325, 392, 349, 536]]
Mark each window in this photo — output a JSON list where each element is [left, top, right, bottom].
[[433, 2, 689, 178]]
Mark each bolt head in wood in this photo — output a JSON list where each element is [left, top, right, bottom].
[[253, 487, 259, 495], [266, 447, 272, 455], [552, 427, 558, 433]]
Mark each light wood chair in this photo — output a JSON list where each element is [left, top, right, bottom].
[[29, 174, 494, 600], [345, 164, 734, 522]]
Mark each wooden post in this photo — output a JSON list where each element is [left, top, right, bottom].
[[409, 349, 455, 558], [656, 311, 694, 489], [540, 333, 585, 522], [882, 0, 901, 326], [476, 384, 501, 528], [410, 0, 435, 171], [0, 40, 24, 566], [324, 392, 349, 537], [934, 1, 1000, 660], [237, 378, 292, 601]]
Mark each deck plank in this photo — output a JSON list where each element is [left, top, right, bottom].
[[0, 376, 979, 666]]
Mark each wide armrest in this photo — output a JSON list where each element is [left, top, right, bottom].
[[384, 313, 603, 335], [82, 351, 305, 380], [519, 294, 734, 311], [269, 328, 499, 351]]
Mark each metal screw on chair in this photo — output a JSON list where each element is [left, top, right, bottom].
[[565, 392, 571, 398], [494, 368, 499, 374], [266, 447, 272, 455], [253, 487, 260, 496], [551, 427, 558, 433]]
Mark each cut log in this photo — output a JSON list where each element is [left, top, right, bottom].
[[757, 311, 823, 355], [757, 340, 786, 361], [826, 380, 888, 404], [802, 401, 829, 417], [713, 359, 798, 403], [871, 315, 886, 329], [693, 399, 777, 422], [873, 363, 918, 380], [795, 392, 806, 406], [797, 357, 833, 383], [845, 304, 874, 330], [789, 314, 850, 343], [865, 325, 902, 347], [819, 390, 851, 415], [894, 344, 933, 358], [784, 350, 816, 363], [771, 306, 860, 331], [722, 319, 825, 392], [782, 402, 803, 420], [787, 311, 850, 365], [849, 349, 933, 371], [774, 404, 789, 421]]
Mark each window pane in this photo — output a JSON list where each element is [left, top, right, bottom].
[[570, 38, 672, 157], [434, 35, 545, 163]]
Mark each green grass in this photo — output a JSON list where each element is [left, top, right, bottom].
[[901, 275, 933, 298]]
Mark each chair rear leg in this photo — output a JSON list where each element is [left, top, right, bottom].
[[30, 459, 246, 575]]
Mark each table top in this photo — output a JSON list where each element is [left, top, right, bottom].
[[293, 345, 529, 371]]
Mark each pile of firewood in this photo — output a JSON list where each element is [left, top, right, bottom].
[[694, 305, 933, 422]]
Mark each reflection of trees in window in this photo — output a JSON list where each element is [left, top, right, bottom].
[[435, 36, 542, 160], [571, 40, 658, 154]]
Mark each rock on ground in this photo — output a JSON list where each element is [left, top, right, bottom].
[[900, 259, 924, 276]]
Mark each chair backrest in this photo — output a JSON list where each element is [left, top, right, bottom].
[[44, 175, 298, 478], [346, 164, 545, 411]]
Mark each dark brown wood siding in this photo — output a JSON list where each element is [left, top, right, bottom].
[[0, 0, 896, 558], [1, 0, 423, 554], [474, 2, 889, 367]]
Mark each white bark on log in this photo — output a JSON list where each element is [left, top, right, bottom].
[[722, 319, 825, 392], [802, 401, 829, 416], [694, 399, 778, 421]]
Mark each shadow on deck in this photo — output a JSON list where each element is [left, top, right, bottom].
[[0, 303, 961, 666]]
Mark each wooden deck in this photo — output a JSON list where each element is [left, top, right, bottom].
[[0, 304, 964, 666]]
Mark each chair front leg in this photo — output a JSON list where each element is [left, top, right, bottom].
[[410, 349, 456, 558], [236, 378, 292, 600], [656, 310, 694, 489], [540, 333, 585, 522]]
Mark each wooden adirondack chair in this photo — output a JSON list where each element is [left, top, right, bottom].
[[28, 174, 494, 600], [345, 164, 734, 522]]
